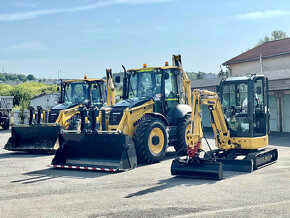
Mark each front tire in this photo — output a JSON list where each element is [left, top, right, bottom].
[[133, 117, 168, 164]]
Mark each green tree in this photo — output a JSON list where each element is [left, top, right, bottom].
[[196, 71, 205, 80], [8, 82, 57, 106], [27, 74, 36, 80], [0, 84, 13, 96], [19, 98, 29, 124], [257, 30, 287, 46]]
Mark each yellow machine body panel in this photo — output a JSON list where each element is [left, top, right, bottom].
[[108, 100, 154, 136]]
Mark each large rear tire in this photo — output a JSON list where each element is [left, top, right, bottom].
[[133, 117, 168, 164], [174, 114, 191, 155]]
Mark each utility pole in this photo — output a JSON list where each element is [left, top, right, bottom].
[[58, 70, 61, 80], [260, 54, 263, 73]]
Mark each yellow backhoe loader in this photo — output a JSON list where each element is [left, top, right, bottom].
[[171, 75, 278, 179], [4, 69, 115, 153], [50, 55, 193, 171]]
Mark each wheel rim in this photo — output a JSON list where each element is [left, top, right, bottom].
[[185, 123, 191, 146], [149, 127, 164, 154]]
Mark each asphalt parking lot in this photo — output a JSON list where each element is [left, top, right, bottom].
[[0, 129, 289, 218]]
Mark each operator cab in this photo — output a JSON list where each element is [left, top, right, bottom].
[[121, 66, 185, 124], [219, 75, 268, 137], [63, 80, 107, 108]]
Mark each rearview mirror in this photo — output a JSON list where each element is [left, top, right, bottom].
[[115, 76, 121, 83]]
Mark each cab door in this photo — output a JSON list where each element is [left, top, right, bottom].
[[253, 77, 268, 136], [164, 69, 179, 124]]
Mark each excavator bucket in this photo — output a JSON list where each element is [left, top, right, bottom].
[[4, 125, 61, 153], [171, 158, 223, 180], [50, 132, 137, 172]]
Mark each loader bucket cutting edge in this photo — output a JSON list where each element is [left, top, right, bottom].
[[48, 164, 118, 172], [171, 159, 223, 180], [51, 132, 137, 171], [4, 125, 61, 153]]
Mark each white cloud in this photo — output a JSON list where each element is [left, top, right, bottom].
[[0, 0, 173, 21], [9, 41, 46, 52], [236, 10, 290, 20], [12, 2, 36, 8]]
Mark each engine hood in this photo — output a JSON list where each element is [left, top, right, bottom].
[[51, 102, 80, 111], [113, 97, 152, 109]]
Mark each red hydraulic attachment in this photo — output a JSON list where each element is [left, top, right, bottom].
[[187, 140, 201, 157]]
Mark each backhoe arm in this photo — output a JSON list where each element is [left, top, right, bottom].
[[182, 70, 192, 106], [106, 69, 116, 106], [188, 89, 230, 156]]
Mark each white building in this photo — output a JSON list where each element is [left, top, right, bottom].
[[30, 93, 60, 110]]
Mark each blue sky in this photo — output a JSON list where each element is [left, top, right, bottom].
[[1, 0, 290, 79]]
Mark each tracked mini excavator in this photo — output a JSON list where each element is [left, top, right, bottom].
[[50, 55, 193, 171], [171, 75, 278, 179], [4, 70, 115, 153]]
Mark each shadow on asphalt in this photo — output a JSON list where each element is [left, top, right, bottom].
[[124, 168, 245, 199], [268, 134, 290, 147], [0, 151, 52, 159], [12, 167, 113, 184], [0, 129, 11, 133], [124, 170, 244, 199]]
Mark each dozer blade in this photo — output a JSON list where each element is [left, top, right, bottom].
[[215, 159, 253, 172], [171, 158, 223, 180], [4, 125, 61, 153], [51, 132, 137, 172]]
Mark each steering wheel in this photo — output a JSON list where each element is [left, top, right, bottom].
[[154, 85, 162, 94]]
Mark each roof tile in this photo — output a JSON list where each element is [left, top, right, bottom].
[[223, 38, 290, 65]]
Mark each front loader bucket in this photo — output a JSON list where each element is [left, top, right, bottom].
[[51, 132, 137, 172], [4, 125, 61, 153], [171, 158, 223, 180]]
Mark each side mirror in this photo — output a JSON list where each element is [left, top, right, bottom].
[[57, 86, 60, 92], [115, 76, 121, 83], [164, 73, 170, 80]]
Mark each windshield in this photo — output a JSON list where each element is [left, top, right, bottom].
[[64, 82, 89, 104], [91, 82, 106, 106], [221, 82, 249, 133], [128, 69, 162, 99]]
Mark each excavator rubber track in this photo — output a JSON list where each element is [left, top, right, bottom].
[[247, 147, 278, 170], [203, 147, 278, 172]]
